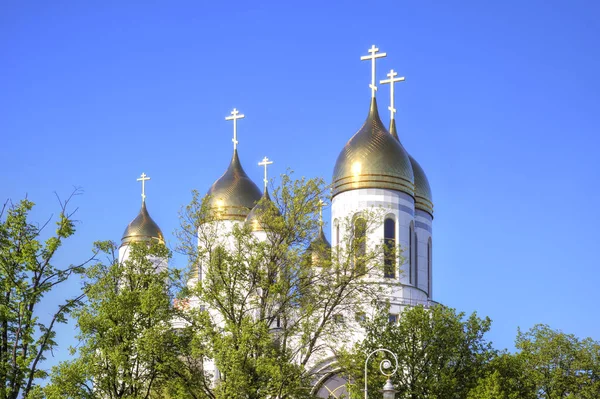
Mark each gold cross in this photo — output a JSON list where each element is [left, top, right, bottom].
[[225, 108, 245, 150], [136, 173, 150, 203], [360, 45, 387, 98], [380, 69, 406, 121], [258, 156, 273, 192]]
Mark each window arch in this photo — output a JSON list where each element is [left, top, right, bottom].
[[427, 237, 432, 297], [334, 219, 340, 263], [409, 221, 414, 284], [353, 217, 367, 275], [384, 217, 396, 278], [414, 232, 419, 288]]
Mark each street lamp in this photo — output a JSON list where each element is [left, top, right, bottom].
[[364, 348, 398, 399]]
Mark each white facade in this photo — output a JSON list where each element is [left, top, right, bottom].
[[117, 244, 168, 274], [331, 188, 432, 311]]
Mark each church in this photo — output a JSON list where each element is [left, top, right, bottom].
[[117, 45, 435, 398]]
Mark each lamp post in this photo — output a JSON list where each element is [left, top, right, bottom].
[[364, 348, 398, 399]]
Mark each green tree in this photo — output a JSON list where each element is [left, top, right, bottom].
[[515, 324, 600, 399], [340, 305, 495, 399], [45, 241, 187, 399], [171, 173, 387, 398], [467, 352, 536, 399], [0, 194, 92, 398]]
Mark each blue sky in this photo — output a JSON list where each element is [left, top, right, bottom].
[[2, 0, 600, 371]]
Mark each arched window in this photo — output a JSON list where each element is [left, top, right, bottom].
[[384, 217, 396, 278], [414, 232, 419, 288], [334, 219, 340, 264], [353, 217, 367, 275], [427, 237, 432, 297], [409, 221, 414, 284]]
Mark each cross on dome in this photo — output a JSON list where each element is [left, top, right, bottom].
[[258, 156, 273, 192], [380, 69, 406, 121], [317, 199, 327, 226], [225, 108, 245, 150], [136, 173, 151, 203], [360, 45, 387, 98]]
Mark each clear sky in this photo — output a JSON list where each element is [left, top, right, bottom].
[[2, 0, 599, 371]]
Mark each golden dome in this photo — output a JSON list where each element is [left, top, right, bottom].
[[389, 120, 434, 217], [409, 155, 433, 217], [307, 225, 331, 265], [207, 149, 262, 220], [332, 98, 414, 197], [245, 189, 280, 232], [121, 202, 165, 246]]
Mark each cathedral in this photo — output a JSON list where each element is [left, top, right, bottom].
[[117, 45, 435, 398]]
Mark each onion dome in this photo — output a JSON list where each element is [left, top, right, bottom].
[[390, 120, 434, 217], [207, 149, 262, 220], [332, 98, 414, 197], [245, 188, 280, 232], [307, 225, 331, 266], [121, 202, 165, 246], [409, 155, 433, 217]]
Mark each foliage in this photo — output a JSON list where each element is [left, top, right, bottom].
[[515, 324, 600, 399], [171, 173, 388, 398], [467, 352, 536, 399], [340, 304, 495, 399], [0, 193, 91, 398], [45, 241, 185, 399]]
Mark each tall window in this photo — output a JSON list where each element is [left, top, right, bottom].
[[353, 217, 367, 275], [414, 233, 419, 288], [427, 237, 432, 297], [409, 221, 414, 284], [384, 218, 396, 278], [335, 220, 340, 262]]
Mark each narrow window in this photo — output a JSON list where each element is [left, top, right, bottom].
[[384, 218, 396, 278], [336, 221, 340, 262], [353, 217, 367, 275], [388, 313, 398, 324], [428, 237, 432, 297], [414, 232, 419, 288], [409, 222, 414, 284]]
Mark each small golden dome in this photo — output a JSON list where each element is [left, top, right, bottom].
[[207, 149, 262, 220], [332, 98, 414, 197], [308, 225, 331, 266], [121, 202, 165, 246], [389, 120, 434, 217], [409, 155, 433, 217], [245, 189, 280, 232]]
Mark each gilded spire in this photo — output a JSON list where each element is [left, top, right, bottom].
[[360, 44, 387, 98], [121, 173, 164, 246], [308, 199, 331, 264], [389, 119, 399, 141], [206, 149, 262, 221], [206, 108, 262, 221], [331, 95, 415, 197]]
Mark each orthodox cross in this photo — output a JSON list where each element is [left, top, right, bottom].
[[360, 45, 387, 98], [258, 156, 273, 192], [137, 172, 150, 203], [380, 69, 406, 121], [317, 199, 327, 226], [225, 108, 245, 150]]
